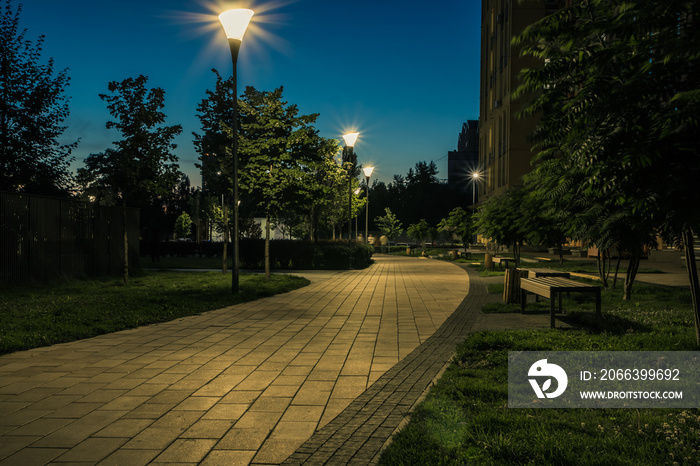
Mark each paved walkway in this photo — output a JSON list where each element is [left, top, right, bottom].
[[0, 255, 472, 465], [2, 254, 687, 465]]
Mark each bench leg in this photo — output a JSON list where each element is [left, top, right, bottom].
[[550, 291, 556, 328]]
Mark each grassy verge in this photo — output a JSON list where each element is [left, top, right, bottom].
[[379, 282, 699, 465], [0, 271, 309, 355]]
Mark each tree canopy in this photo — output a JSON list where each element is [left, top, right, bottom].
[[0, 0, 76, 196], [78, 75, 182, 208], [513, 0, 700, 338]]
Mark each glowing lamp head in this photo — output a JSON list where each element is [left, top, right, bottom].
[[472, 171, 481, 180], [363, 166, 374, 178], [219, 9, 254, 41], [342, 132, 360, 148]]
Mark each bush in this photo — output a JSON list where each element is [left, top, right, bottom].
[[145, 239, 373, 270]]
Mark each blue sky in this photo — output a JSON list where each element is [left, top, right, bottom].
[[19, 0, 481, 185]]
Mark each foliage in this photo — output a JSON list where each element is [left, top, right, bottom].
[[0, 0, 76, 196], [193, 69, 234, 197], [514, 0, 699, 307], [151, 239, 373, 270], [473, 186, 528, 265], [375, 207, 403, 241], [235, 86, 345, 243], [78, 75, 183, 208], [77, 75, 183, 283], [437, 207, 473, 249], [407, 219, 431, 251], [174, 212, 193, 239], [367, 161, 470, 231]]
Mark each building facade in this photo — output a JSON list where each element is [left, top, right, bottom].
[[479, 0, 566, 201]]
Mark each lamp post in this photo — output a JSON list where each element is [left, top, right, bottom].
[[471, 170, 481, 208], [363, 166, 374, 243], [219, 8, 253, 293], [354, 187, 361, 239], [342, 132, 359, 241]]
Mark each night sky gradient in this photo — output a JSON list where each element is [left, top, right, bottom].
[[19, 0, 480, 185]]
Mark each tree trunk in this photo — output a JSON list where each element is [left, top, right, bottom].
[[682, 229, 700, 346], [559, 243, 564, 265], [623, 252, 641, 301], [265, 212, 271, 281], [597, 249, 609, 287], [612, 253, 622, 289], [122, 202, 129, 285]]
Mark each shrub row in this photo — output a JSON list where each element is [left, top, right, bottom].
[[142, 239, 374, 270]]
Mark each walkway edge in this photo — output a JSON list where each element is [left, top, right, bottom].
[[281, 265, 488, 465]]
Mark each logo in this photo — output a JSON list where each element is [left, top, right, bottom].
[[528, 359, 568, 399]]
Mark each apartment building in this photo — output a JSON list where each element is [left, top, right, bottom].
[[479, 0, 566, 201]]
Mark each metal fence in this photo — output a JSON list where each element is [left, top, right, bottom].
[[0, 191, 139, 283]]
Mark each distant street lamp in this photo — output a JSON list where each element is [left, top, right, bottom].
[[219, 8, 254, 293], [471, 170, 481, 208], [342, 132, 359, 241], [363, 166, 374, 243]]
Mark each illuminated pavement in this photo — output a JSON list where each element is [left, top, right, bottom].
[[0, 255, 471, 465]]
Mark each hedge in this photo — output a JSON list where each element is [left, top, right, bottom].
[[143, 239, 374, 270]]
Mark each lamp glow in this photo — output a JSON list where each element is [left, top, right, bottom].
[[342, 132, 360, 147], [363, 166, 374, 178], [218, 9, 254, 40]]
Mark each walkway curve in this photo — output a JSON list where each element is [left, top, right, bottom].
[[0, 255, 472, 465], [283, 263, 489, 465]]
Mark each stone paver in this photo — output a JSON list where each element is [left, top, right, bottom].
[[0, 255, 468, 465]]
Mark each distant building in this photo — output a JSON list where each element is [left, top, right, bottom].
[[479, 0, 569, 201], [447, 121, 479, 204]]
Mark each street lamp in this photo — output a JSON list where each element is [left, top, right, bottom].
[[471, 170, 481, 208], [363, 166, 374, 244], [342, 132, 359, 241], [219, 8, 253, 293]]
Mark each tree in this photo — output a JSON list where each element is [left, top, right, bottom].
[[367, 161, 468, 230], [79, 75, 182, 283], [236, 86, 340, 278], [174, 212, 193, 239], [474, 186, 528, 266], [438, 207, 473, 250], [407, 219, 431, 252], [375, 208, 403, 241], [193, 69, 234, 198], [0, 0, 76, 196], [514, 0, 698, 307]]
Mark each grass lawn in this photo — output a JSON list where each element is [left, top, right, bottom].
[[379, 277, 700, 465], [0, 271, 309, 355]]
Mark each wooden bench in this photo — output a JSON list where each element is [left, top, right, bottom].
[[492, 257, 515, 270], [458, 251, 472, 260], [525, 268, 571, 279], [520, 276, 601, 328]]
